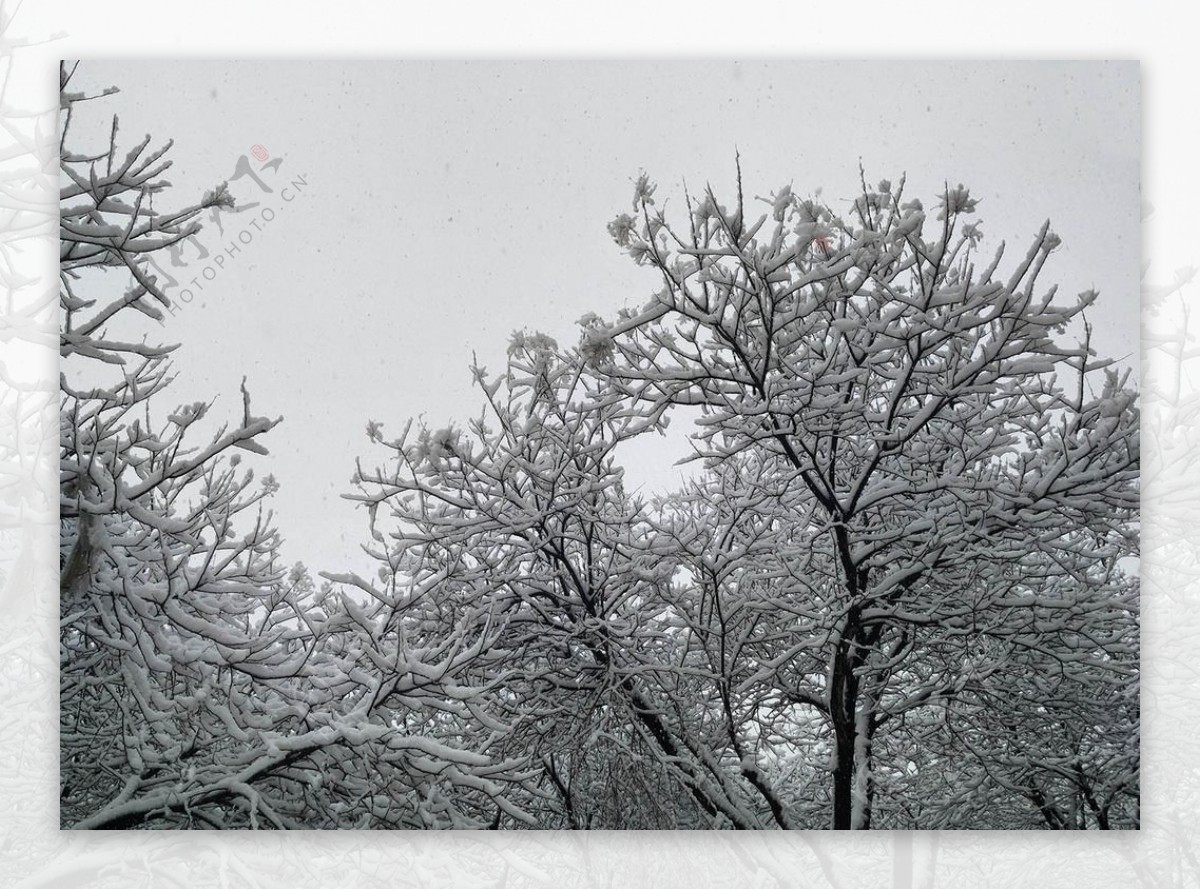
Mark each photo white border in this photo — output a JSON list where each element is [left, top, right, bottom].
[[2, 2, 1192, 886]]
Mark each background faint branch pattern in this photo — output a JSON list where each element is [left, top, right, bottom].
[[0, 1, 63, 885], [0, 38, 1194, 890]]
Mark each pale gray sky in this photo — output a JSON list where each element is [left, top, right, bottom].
[[68, 61, 1140, 578]]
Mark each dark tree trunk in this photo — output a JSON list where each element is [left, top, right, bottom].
[[830, 608, 862, 830]]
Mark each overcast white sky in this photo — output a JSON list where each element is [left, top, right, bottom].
[[68, 61, 1140, 578]]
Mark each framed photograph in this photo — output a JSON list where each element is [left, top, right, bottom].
[[59, 60, 1139, 838]]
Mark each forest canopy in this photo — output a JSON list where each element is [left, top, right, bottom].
[[59, 67, 1139, 831]]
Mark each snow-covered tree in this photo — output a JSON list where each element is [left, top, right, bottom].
[[353, 324, 864, 827], [590, 167, 1139, 829], [62, 59, 1137, 829], [59, 61, 288, 827], [59, 63, 532, 830], [350, 337, 705, 827]]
